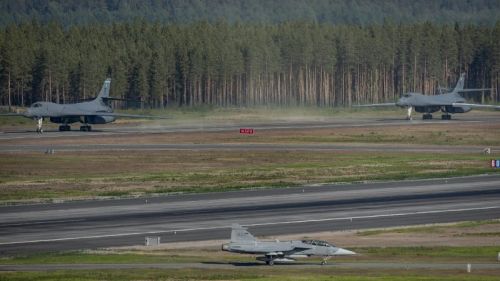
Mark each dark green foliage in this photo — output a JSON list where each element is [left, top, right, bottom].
[[0, 21, 499, 108], [0, 0, 499, 26]]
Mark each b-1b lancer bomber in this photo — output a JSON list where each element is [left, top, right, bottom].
[[222, 224, 355, 265], [0, 78, 168, 133], [357, 73, 499, 120]]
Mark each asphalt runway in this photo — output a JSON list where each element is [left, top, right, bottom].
[[0, 174, 499, 255]]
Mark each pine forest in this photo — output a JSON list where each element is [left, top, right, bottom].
[[0, 21, 499, 108]]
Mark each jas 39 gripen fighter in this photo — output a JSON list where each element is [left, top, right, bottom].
[[222, 224, 355, 265], [0, 78, 169, 133], [356, 73, 499, 120]]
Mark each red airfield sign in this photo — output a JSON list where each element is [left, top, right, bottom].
[[239, 128, 254, 134]]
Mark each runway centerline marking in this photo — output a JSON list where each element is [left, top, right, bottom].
[[0, 205, 498, 246]]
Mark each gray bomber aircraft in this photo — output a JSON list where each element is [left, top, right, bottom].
[[1, 78, 168, 132], [357, 73, 499, 120], [222, 224, 355, 265]]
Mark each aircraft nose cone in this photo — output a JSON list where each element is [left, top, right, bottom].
[[335, 248, 356, 256]]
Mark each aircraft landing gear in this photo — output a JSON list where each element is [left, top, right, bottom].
[[36, 117, 43, 134], [59, 125, 71, 131], [265, 260, 274, 266], [80, 125, 92, 131], [321, 256, 331, 265], [406, 106, 413, 120], [422, 114, 433, 120], [441, 114, 451, 120]]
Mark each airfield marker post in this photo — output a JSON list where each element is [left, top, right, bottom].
[[145, 236, 161, 246]]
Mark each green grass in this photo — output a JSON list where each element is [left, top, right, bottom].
[[354, 246, 500, 262], [0, 151, 498, 202], [0, 267, 499, 281], [1, 270, 499, 281], [0, 251, 234, 265], [2, 246, 498, 265], [2, 246, 499, 280]]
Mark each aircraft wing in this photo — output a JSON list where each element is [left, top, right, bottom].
[[457, 88, 492, 93], [0, 113, 26, 116], [41, 111, 171, 119], [0, 112, 29, 117], [452, 103, 500, 110], [353, 103, 396, 107], [95, 112, 171, 119]]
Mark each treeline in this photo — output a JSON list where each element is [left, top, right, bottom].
[[0, 21, 499, 108], [1, 0, 500, 26]]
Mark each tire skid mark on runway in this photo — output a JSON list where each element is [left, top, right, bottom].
[[0, 219, 86, 227]]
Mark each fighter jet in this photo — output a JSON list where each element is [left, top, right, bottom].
[[356, 73, 498, 120], [221, 224, 355, 265], [0, 78, 168, 132]]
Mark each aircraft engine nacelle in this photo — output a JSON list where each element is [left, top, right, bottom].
[[81, 115, 116, 124], [256, 257, 296, 263], [442, 105, 471, 113], [49, 117, 80, 124], [414, 106, 440, 113]]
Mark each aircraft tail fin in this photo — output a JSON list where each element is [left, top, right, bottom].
[[451, 73, 466, 94], [450, 73, 492, 95], [230, 224, 256, 243], [96, 78, 111, 100]]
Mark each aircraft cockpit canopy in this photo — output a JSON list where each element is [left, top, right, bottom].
[[402, 93, 412, 98], [31, 103, 42, 108], [302, 240, 334, 247]]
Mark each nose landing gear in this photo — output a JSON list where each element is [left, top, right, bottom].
[[36, 117, 43, 133]]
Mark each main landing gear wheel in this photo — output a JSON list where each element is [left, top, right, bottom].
[[266, 260, 274, 266], [80, 125, 92, 131], [422, 114, 433, 120], [59, 125, 71, 131], [441, 114, 451, 120]]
